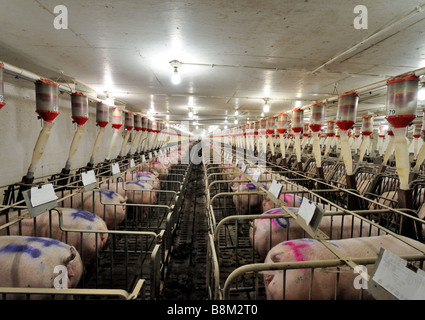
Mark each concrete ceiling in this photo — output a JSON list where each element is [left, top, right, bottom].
[[1, 0, 425, 133]]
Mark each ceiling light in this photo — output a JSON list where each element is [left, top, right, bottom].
[[263, 100, 270, 113], [261, 112, 264, 117], [189, 111, 194, 118], [419, 87, 425, 101], [234, 119, 238, 124], [169, 60, 182, 85], [235, 110, 239, 116], [166, 114, 170, 120]]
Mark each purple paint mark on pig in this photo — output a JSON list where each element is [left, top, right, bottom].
[[71, 209, 96, 222], [100, 189, 116, 200], [126, 181, 147, 188], [0, 244, 42, 258], [137, 172, 154, 178], [261, 208, 289, 229]]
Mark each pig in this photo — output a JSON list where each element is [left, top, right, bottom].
[[232, 182, 265, 215], [250, 206, 382, 259], [0, 235, 83, 299], [101, 180, 157, 205], [0, 208, 108, 264], [264, 235, 425, 300], [135, 171, 161, 190], [56, 189, 127, 230], [140, 161, 169, 180]]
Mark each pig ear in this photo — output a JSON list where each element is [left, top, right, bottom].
[[63, 246, 77, 265]]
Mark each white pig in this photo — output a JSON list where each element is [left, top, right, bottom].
[[57, 189, 127, 229], [264, 235, 425, 300], [0, 235, 83, 299], [250, 206, 382, 259], [0, 208, 108, 264]]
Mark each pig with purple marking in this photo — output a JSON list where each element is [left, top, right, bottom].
[[122, 171, 160, 190], [263, 235, 425, 300], [0, 236, 83, 299], [101, 180, 157, 205], [0, 208, 108, 264], [57, 189, 127, 229]]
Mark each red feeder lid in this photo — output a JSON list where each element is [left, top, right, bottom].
[[339, 90, 358, 98], [387, 72, 419, 85], [36, 78, 59, 87]]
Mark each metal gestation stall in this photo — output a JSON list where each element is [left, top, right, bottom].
[[204, 135, 425, 300], [0, 143, 193, 300]]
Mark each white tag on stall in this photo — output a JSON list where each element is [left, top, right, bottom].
[[371, 249, 425, 300], [241, 164, 247, 173], [111, 163, 121, 178], [252, 170, 261, 183], [149, 152, 153, 160], [130, 159, 136, 171], [142, 155, 146, 163], [298, 197, 317, 225], [81, 170, 98, 191], [235, 159, 239, 167], [154, 151, 158, 157], [269, 180, 282, 199], [297, 198, 324, 238], [30, 184, 58, 207], [22, 183, 58, 218]]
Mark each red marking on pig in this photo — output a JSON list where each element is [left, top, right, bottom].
[[284, 241, 309, 261]]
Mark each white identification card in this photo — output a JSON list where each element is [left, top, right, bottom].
[[82, 170, 97, 187], [111, 163, 121, 176], [30, 184, 58, 207], [252, 170, 261, 182], [269, 180, 283, 199], [130, 158, 136, 170], [372, 249, 425, 300]]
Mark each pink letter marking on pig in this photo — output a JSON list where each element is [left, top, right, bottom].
[[283, 240, 310, 262]]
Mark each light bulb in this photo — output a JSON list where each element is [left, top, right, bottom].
[[263, 102, 270, 113], [235, 110, 239, 116], [171, 67, 181, 85], [234, 119, 238, 124], [189, 111, 194, 118]]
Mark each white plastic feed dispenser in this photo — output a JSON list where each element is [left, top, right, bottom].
[[35, 78, 59, 123], [385, 73, 419, 129], [71, 92, 89, 126], [385, 73, 419, 190]]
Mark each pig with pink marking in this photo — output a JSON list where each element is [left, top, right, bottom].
[[250, 203, 382, 260], [263, 235, 425, 300]]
